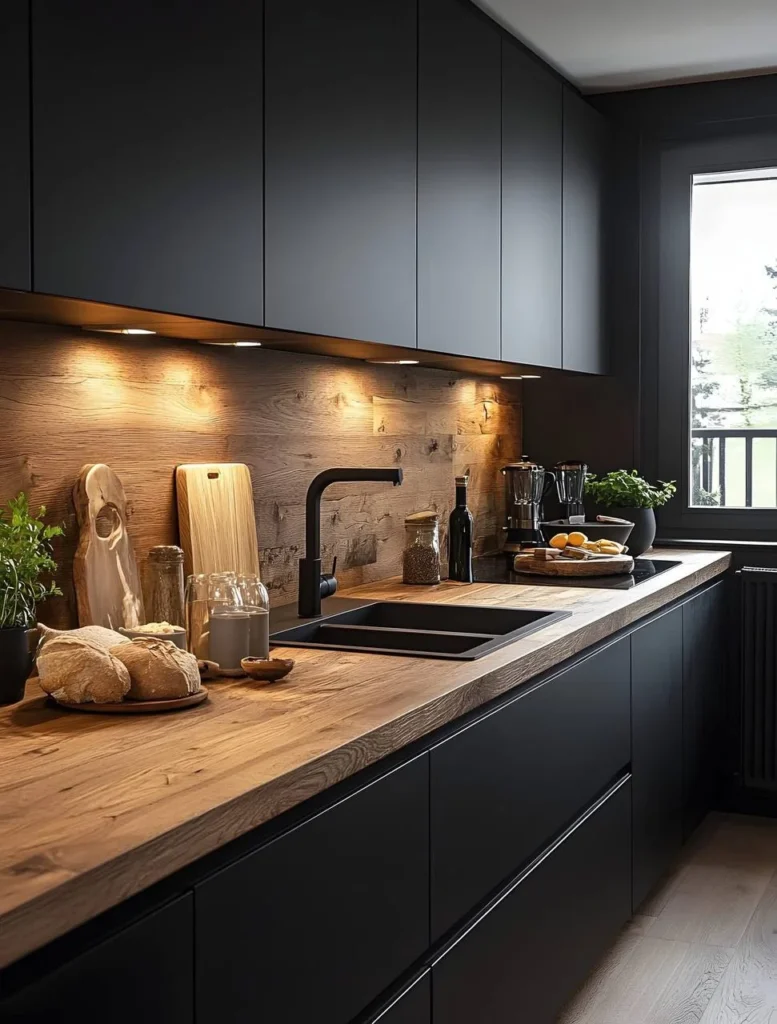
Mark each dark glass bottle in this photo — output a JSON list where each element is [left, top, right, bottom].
[[448, 475, 474, 582]]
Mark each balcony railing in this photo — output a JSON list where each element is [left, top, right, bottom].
[[692, 427, 777, 507]]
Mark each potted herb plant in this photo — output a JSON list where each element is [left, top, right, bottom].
[[585, 470, 676, 556], [0, 493, 63, 704]]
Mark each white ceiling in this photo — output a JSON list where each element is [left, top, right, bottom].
[[475, 0, 777, 92]]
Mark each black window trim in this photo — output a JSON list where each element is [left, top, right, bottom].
[[653, 129, 777, 535]]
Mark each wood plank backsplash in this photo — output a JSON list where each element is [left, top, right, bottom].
[[0, 322, 522, 625]]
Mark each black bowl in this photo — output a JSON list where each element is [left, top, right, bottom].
[[539, 519, 634, 547]]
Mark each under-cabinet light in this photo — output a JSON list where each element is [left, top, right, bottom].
[[500, 375, 523, 380], [84, 326, 157, 335], [367, 359, 420, 365]]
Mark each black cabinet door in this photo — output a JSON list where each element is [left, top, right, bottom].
[[430, 636, 630, 940], [367, 973, 431, 1024], [683, 581, 728, 838], [0, 0, 29, 290], [32, 1, 263, 324], [264, 0, 416, 348], [501, 40, 562, 368], [631, 606, 683, 910], [0, 896, 193, 1023], [433, 777, 632, 1024], [562, 88, 609, 374], [196, 754, 429, 1024], [418, 0, 501, 359]]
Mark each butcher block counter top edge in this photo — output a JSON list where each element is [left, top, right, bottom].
[[0, 548, 730, 969]]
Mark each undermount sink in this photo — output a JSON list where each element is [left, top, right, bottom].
[[269, 601, 570, 660]]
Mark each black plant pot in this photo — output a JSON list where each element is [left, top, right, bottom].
[[607, 507, 657, 557], [0, 626, 33, 705]]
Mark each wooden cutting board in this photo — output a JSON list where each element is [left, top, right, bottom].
[[513, 553, 635, 577], [73, 464, 145, 629], [176, 463, 260, 578]]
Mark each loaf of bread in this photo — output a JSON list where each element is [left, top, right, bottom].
[[110, 638, 201, 701], [37, 623, 128, 650], [37, 635, 131, 704]]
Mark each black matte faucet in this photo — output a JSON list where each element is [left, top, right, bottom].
[[298, 467, 404, 617]]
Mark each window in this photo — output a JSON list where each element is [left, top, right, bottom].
[[690, 168, 777, 508]]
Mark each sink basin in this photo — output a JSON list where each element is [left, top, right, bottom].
[[269, 601, 570, 660]]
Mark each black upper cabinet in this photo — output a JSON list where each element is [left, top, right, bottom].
[[196, 754, 429, 1024], [264, 0, 417, 347], [0, 896, 194, 1023], [418, 0, 501, 360], [501, 41, 562, 368], [631, 607, 684, 910], [32, 1, 263, 324], [0, 1, 29, 291], [562, 88, 609, 374], [683, 581, 728, 838]]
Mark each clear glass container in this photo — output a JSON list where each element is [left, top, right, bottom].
[[403, 511, 441, 585], [185, 572, 245, 663], [146, 545, 186, 628], [236, 573, 271, 659]]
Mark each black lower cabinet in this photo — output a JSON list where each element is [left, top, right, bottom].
[[631, 606, 683, 910], [365, 972, 431, 1024], [430, 636, 630, 939], [431, 777, 632, 1024], [683, 581, 728, 838], [0, 895, 193, 1023], [195, 754, 430, 1024]]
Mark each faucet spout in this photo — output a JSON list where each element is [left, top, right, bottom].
[[298, 467, 403, 617]]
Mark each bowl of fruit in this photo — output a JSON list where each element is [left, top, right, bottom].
[[539, 518, 634, 548]]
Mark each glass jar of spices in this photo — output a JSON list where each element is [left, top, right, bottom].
[[403, 511, 441, 585]]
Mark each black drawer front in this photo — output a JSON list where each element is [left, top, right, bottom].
[[430, 635, 630, 939], [432, 776, 632, 1024], [0, 895, 193, 1023], [366, 972, 431, 1024], [196, 754, 429, 1024]]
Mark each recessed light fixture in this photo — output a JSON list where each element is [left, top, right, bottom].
[[85, 327, 157, 335], [198, 339, 262, 347], [367, 359, 420, 365]]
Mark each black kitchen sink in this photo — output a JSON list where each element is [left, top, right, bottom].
[[269, 601, 570, 660]]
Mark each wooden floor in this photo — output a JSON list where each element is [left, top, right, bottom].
[[560, 813, 777, 1024]]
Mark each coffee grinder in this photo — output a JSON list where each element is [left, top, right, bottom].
[[501, 457, 556, 553], [553, 460, 588, 520]]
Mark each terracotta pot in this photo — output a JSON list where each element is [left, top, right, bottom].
[[0, 626, 32, 705]]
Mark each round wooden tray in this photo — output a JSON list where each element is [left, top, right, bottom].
[[51, 686, 209, 714], [513, 554, 635, 578]]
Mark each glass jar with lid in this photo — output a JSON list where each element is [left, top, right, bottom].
[[403, 511, 441, 585], [236, 573, 271, 659]]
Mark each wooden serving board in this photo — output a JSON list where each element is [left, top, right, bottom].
[[51, 687, 208, 714], [73, 464, 145, 629], [513, 553, 635, 577], [176, 463, 260, 578]]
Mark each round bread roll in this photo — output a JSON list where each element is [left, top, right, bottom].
[[38, 635, 131, 704], [37, 623, 128, 650], [110, 638, 201, 701]]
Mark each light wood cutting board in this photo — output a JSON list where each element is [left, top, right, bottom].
[[176, 463, 260, 578], [73, 464, 145, 629], [513, 553, 635, 577]]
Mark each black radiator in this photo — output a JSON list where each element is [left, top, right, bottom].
[[740, 566, 777, 790]]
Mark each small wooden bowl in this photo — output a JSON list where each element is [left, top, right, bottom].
[[241, 657, 295, 683]]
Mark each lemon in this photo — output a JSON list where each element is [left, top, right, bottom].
[[549, 533, 569, 550], [567, 531, 589, 547]]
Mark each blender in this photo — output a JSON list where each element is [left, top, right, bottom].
[[501, 457, 556, 553], [553, 460, 588, 520]]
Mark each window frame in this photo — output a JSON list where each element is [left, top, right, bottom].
[[653, 131, 777, 535]]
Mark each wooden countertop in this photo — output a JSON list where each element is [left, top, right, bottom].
[[0, 548, 730, 968]]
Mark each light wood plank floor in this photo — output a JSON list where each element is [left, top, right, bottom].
[[559, 813, 777, 1024]]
